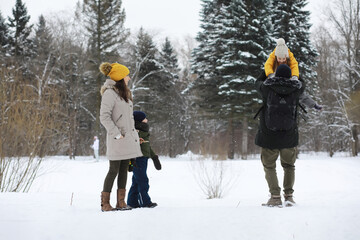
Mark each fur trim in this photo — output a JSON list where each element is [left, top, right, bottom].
[[100, 79, 117, 96], [264, 76, 302, 89]]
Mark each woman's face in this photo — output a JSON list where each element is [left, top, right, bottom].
[[276, 56, 287, 65], [124, 75, 130, 86]]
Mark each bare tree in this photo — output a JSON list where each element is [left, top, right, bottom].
[[328, 0, 360, 156], [0, 67, 62, 192], [190, 155, 237, 199]]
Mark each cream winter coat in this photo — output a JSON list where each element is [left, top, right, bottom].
[[100, 79, 142, 160]]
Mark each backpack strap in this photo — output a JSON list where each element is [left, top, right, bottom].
[[298, 103, 308, 122], [253, 105, 264, 120], [299, 103, 307, 114]]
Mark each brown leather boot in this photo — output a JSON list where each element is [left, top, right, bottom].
[[116, 189, 132, 211], [101, 192, 116, 212]]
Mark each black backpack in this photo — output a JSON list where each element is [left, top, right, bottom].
[[264, 89, 298, 131]]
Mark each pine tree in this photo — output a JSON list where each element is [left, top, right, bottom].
[[129, 28, 161, 109], [30, 15, 55, 101], [0, 11, 9, 58], [271, 0, 318, 92], [271, 0, 321, 153], [159, 37, 180, 157], [218, 0, 273, 159], [160, 38, 179, 76], [216, 0, 272, 117], [7, 0, 33, 59], [191, 0, 273, 158], [81, 0, 129, 135], [33, 15, 53, 59], [191, 0, 228, 119]]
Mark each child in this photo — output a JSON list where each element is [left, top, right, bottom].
[[127, 111, 161, 208], [264, 38, 322, 111]]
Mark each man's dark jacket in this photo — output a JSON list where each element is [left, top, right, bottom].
[[255, 71, 305, 149]]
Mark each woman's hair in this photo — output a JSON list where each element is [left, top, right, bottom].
[[273, 58, 290, 72], [114, 80, 133, 103]]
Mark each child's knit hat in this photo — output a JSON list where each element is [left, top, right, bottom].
[[133, 111, 146, 122], [274, 38, 289, 58]]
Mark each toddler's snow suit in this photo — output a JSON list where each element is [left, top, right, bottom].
[[127, 118, 160, 208]]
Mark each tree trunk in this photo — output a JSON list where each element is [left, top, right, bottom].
[[169, 121, 174, 158], [227, 118, 235, 160], [352, 125, 358, 156], [241, 117, 248, 160]]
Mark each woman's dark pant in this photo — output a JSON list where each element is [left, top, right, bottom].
[[127, 157, 151, 207], [103, 159, 129, 192]]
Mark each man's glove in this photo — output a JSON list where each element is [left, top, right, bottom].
[[290, 76, 299, 81], [128, 159, 136, 172], [152, 155, 161, 170], [314, 104, 322, 111]]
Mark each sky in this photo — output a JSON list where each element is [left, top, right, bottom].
[[0, 0, 330, 39]]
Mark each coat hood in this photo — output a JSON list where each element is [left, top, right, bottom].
[[100, 79, 117, 96], [263, 77, 302, 95]]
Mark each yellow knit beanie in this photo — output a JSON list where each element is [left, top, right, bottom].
[[99, 62, 129, 81]]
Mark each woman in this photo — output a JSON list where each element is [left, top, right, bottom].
[[99, 62, 142, 212]]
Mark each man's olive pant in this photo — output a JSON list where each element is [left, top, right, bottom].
[[261, 147, 296, 195]]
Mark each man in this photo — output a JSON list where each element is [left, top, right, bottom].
[[255, 64, 305, 207]]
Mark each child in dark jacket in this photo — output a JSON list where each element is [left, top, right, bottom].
[[127, 111, 161, 208]]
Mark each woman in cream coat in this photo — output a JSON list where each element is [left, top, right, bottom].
[[99, 62, 142, 212]]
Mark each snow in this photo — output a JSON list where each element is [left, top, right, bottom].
[[1, 152, 360, 240]]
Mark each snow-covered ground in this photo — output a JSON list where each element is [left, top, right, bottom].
[[0, 152, 359, 240]]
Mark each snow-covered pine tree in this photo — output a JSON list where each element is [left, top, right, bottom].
[[129, 27, 160, 111], [216, 0, 273, 159], [217, 0, 272, 116], [33, 15, 53, 60], [191, 0, 272, 158], [190, 0, 233, 157], [0, 11, 9, 60], [191, 0, 228, 118], [128, 29, 181, 156], [271, 0, 318, 94], [30, 15, 55, 102], [7, 0, 33, 59], [159, 37, 181, 157], [81, 0, 129, 135], [270, 0, 321, 152]]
